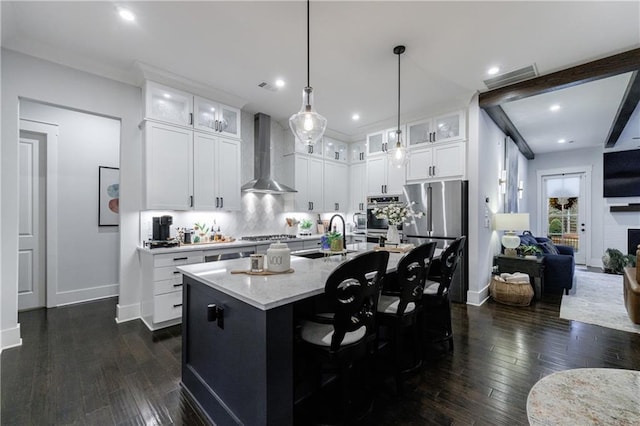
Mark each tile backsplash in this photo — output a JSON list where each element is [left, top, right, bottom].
[[140, 193, 319, 243]]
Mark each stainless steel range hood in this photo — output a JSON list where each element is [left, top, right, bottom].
[[241, 113, 297, 194]]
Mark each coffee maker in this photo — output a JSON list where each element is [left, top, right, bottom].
[[153, 215, 173, 241]]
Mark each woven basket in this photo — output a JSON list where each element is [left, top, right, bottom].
[[490, 275, 534, 306]]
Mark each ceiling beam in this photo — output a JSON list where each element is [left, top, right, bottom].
[[605, 71, 640, 148], [484, 106, 535, 160], [479, 48, 640, 108]]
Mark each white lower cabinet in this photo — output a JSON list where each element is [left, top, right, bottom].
[[140, 250, 203, 330], [407, 142, 465, 181]]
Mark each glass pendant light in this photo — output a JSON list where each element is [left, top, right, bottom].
[[388, 45, 410, 168], [289, 0, 327, 147]]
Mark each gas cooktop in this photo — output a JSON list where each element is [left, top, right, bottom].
[[241, 234, 298, 242]]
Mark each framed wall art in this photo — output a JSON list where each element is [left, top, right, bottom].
[[99, 166, 119, 226]]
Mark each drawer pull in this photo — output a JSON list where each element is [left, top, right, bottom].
[[173, 283, 183, 287], [173, 257, 188, 261], [173, 271, 181, 274], [173, 303, 183, 308]]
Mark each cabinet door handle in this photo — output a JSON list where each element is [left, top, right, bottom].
[[189, 195, 193, 207], [173, 271, 181, 275], [428, 166, 432, 176], [335, 203, 339, 211], [308, 145, 313, 154], [173, 283, 183, 287], [215, 197, 219, 208], [432, 166, 436, 176], [189, 113, 193, 125], [220, 197, 224, 208], [173, 303, 183, 308], [311, 201, 314, 210]]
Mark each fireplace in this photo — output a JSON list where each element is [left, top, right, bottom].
[[629, 229, 640, 255]]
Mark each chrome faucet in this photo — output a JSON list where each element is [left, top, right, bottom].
[[328, 214, 347, 251]]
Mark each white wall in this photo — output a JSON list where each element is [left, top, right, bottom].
[[20, 101, 120, 303], [1, 49, 142, 349], [467, 102, 511, 305]]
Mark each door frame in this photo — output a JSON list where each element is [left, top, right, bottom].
[[536, 166, 592, 266], [19, 119, 59, 308]]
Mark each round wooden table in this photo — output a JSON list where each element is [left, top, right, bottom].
[[527, 368, 640, 425]]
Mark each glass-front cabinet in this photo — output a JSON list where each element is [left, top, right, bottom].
[[145, 81, 193, 127], [194, 97, 241, 139], [349, 140, 367, 163], [367, 131, 386, 155], [323, 137, 348, 162], [407, 110, 465, 146]]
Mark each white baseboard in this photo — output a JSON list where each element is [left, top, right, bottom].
[[55, 283, 119, 307], [466, 284, 490, 306], [1, 324, 22, 351], [116, 302, 141, 323]]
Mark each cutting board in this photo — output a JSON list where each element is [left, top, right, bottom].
[[230, 268, 295, 276], [373, 244, 415, 253]]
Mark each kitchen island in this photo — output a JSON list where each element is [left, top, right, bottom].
[[177, 243, 404, 426]]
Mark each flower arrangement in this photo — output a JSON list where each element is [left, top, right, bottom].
[[372, 201, 423, 226]]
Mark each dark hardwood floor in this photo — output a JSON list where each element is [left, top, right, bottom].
[[3, 283, 640, 425]]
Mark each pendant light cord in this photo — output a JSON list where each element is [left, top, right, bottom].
[[307, 0, 310, 88], [397, 49, 401, 132]]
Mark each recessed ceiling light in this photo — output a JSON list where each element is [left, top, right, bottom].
[[352, 114, 360, 121], [558, 139, 566, 144], [275, 79, 285, 88], [487, 66, 500, 75], [550, 105, 561, 112], [118, 8, 135, 22]]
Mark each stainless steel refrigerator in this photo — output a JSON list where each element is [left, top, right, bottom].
[[402, 180, 468, 303]]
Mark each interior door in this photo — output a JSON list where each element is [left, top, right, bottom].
[[18, 130, 47, 310], [542, 173, 587, 264]]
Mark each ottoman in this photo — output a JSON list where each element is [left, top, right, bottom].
[[490, 272, 534, 306]]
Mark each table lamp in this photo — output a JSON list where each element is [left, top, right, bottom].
[[494, 213, 530, 257]]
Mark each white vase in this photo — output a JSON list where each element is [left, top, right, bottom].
[[386, 225, 400, 243]]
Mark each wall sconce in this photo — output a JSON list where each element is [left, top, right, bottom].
[[498, 170, 507, 194], [518, 180, 524, 199]]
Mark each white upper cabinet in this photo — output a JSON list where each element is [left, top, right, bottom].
[[289, 154, 324, 212], [145, 82, 193, 127], [323, 137, 348, 162], [349, 140, 367, 163], [194, 97, 241, 139], [349, 162, 367, 212], [366, 155, 406, 196], [323, 161, 349, 212], [143, 121, 194, 210], [193, 133, 241, 211], [407, 110, 466, 146], [406, 142, 466, 181], [144, 81, 241, 139]]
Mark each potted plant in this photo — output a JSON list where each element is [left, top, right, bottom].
[[300, 219, 314, 235], [518, 244, 542, 259], [326, 231, 343, 252], [602, 248, 636, 274]]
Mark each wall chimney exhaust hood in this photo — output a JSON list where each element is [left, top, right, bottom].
[[241, 113, 297, 194]]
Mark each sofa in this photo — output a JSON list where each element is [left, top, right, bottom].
[[519, 231, 575, 295]]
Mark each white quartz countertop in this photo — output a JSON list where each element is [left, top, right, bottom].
[[177, 243, 405, 310]]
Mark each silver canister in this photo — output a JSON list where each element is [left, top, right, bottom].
[[250, 254, 264, 272]]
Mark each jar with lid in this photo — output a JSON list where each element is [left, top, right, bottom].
[[266, 242, 291, 273]]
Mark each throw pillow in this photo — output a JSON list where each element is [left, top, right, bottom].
[[539, 241, 559, 255]]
